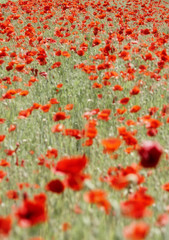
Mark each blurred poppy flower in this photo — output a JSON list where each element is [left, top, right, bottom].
[[45, 179, 65, 194], [156, 213, 169, 227], [15, 194, 47, 227], [53, 112, 69, 121], [0, 135, 5, 142], [8, 124, 16, 132], [84, 189, 111, 214], [162, 182, 169, 192], [0, 216, 12, 236], [55, 155, 88, 175], [6, 190, 19, 200], [120, 97, 130, 105], [102, 138, 121, 154], [138, 141, 163, 168], [123, 221, 150, 240], [121, 187, 154, 219]]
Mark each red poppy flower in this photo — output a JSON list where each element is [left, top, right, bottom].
[[45, 179, 65, 194], [102, 138, 122, 154], [120, 97, 130, 105], [0, 135, 5, 142], [113, 85, 123, 91], [51, 62, 61, 69], [15, 64, 25, 72], [50, 98, 59, 104], [51, 124, 64, 133], [53, 112, 69, 121], [0, 216, 12, 236], [55, 155, 88, 175], [8, 124, 17, 132], [63, 129, 82, 140], [6, 190, 19, 200], [121, 187, 154, 219], [77, 50, 85, 56], [0, 119, 6, 124], [146, 128, 158, 137], [130, 105, 141, 113], [46, 148, 58, 159], [123, 221, 150, 240], [64, 104, 74, 110], [85, 120, 97, 139], [130, 86, 140, 95], [40, 104, 51, 113], [0, 159, 10, 167], [162, 182, 169, 192], [156, 213, 169, 227], [138, 141, 163, 168], [65, 173, 90, 191], [84, 189, 111, 214], [97, 109, 111, 121], [15, 194, 47, 227]]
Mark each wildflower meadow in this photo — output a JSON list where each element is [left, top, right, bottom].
[[0, 0, 169, 239]]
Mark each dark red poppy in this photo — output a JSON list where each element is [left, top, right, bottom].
[[53, 112, 69, 121], [120, 97, 130, 105], [45, 179, 65, 194], [138, 141, 163, 168]]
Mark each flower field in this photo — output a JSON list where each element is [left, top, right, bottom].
[[0, 0, 169, 239]]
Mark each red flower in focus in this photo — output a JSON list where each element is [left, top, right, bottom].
[[138, 141, 163, 168], [15, 194, 47, 227], [123, 221, 150, 240]]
